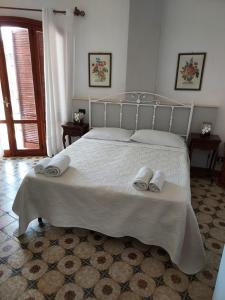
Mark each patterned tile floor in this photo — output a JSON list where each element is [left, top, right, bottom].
[[0, 157, 224, 300]]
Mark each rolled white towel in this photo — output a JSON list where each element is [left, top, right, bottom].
[[133, 167, 153, 191], [44, 154, 71, 177], [149, 170, 165, 192], [34, 157, 51, 174]]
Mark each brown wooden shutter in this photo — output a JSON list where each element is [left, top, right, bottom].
[[12, 29, 38, 148], [36, 31, 45, 98]]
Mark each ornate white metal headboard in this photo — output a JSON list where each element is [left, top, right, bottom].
[[89, 92, 194, 140]]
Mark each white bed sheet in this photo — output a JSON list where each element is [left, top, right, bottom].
[[13, 138, 205, 274]]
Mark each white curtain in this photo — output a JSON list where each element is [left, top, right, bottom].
[[42, 8, 75, 156]]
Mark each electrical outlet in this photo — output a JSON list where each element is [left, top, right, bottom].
[[79, 109, 86, 114]]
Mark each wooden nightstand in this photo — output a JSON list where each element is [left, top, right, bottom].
[[189, 133, 221, 179], [61, 122, 89, 148], [218, 144, 225, 188]]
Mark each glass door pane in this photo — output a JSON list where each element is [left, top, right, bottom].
[[1, 26, 37, 121], [0, 83, 6, 120], [14, 123, 40, 150], [0, 18, 46, 156], [0, 82, 9, 151], [0, 124, 9, 150]]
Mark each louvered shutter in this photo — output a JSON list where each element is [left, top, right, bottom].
[[12, 29, 38, 148]]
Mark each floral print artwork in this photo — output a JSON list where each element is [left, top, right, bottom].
[[89, 53, 111, 87], [175, 53, 206, 90], [180, 57, 199, 82], [92, 57, 108, 82]]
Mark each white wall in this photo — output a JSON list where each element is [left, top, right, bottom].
[[1, 0, 225, 143], [74, 0, 129, 98], [156, 0, 225, 141], [0, 0, 130, 98], [126, 0, 162, 91]]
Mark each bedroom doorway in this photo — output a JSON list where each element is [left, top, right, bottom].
[[0, 17, 46, 157]]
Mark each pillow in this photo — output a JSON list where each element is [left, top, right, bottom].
[[130, 129, 186, 148], [83, 127, 134, 142]]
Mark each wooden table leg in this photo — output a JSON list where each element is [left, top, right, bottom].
[[38, 218, 44, 227], [209, 150, 215, 170], [189, 145, 193, 162], [210, 150, 218, 184], [62, 133, 66, 149], [68, 135, 72, 145]]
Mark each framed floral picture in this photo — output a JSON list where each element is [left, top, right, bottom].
[[88, 53, 112, 87], [175, 52, 206, 90]]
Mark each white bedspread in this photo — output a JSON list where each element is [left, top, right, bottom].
[[13, 138, 205, 274]]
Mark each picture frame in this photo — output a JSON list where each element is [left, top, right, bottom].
[[175, 52, 206, 91], [88, 52, 112, 87]]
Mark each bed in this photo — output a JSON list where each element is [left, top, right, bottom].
[[12, 92, 205, 274]]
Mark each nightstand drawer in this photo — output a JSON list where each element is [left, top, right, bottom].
[[190, 140, 220, 151], [64, 128, 86, 136]]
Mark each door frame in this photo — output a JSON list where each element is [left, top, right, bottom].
[[0, 16, 46, 156]]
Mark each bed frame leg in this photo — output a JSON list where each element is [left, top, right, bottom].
[[38, 218, 44, 227]]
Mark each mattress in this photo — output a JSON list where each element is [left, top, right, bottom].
[[13, 138, 205, 274]]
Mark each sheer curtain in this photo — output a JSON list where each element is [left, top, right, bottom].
[[42, 8, 75, 156]]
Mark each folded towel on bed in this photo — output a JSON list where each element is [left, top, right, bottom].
[[149, 170, 165, 192], [133, 167, 153, 191], [34, 157, 51, 174], [44, 155, 71, 177]]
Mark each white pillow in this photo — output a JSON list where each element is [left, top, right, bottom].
[[130, 129, 186, 148], [83, 127, 134, 142]]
